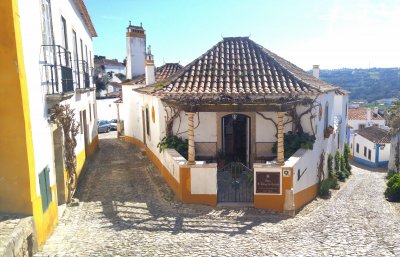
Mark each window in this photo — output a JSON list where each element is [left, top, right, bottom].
[[364, 146, 367, 157], [356, 143, 359, 153], [368, 149, 371, 160], [145, 106, 150, 136], [89, 104, 92, 122], [80, 111, 83, 134], [41, 0, 54, 62], [324, 102, 329, 132], [80, 39, 85, 74], [38, 166, 52, 212], [72, 30, 79, 87], [61, 16, 69, 66], [93, 103, 96, 119], [359, 124, 366, 130]]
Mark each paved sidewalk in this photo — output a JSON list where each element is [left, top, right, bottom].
[[35, 134, 400, 256]]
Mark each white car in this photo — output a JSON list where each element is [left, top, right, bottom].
[[109, 119, 117, 131]]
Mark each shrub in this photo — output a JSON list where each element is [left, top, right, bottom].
[[272, 132, 316, 159], [319, 179, 332, 197], [327, 153, 334, 175], [157, 135, 188, 159], [385, 173, 400, 201], [344, 144, 352, 174]]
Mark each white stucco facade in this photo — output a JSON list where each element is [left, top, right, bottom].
[[18, 0, 97, 198]]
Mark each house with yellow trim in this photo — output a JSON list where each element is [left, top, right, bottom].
[[122, 24, 349, 215], [0, 0, 97, 246]]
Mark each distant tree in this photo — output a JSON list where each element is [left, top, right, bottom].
[[388, 101, 400, 134], [122, 58, 127, 67], [115, 73, 126, 81]]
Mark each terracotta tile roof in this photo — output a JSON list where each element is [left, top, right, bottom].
[[94, 58, 124, 67], [73, 0, 97, 37], [105, 91, 121, 98], [348, 108, 384, 120], [128, 63, 183, 85], [358, 126, 391, 144], [151, 37, 341, 102]]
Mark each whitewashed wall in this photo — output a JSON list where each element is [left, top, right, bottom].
[[191, 166, 217, 194], [353, 135, 375, 162], [379, 143, 391, 162], [96, 98, 118, 121], [18, 0, 96, 196], [126, 36, 145, 78]]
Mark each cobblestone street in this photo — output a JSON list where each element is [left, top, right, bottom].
[[35, 132, 400, 256]]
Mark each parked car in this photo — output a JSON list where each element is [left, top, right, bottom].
[[109, 119, 117, 131], [98, 120, 111, 133]]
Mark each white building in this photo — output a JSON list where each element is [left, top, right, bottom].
[[94, 56, 126, 75], [347, 107, 386, 154], [0, 0, 98, 246], [122, 36, 349, 215], [352, 126, 391, 167]]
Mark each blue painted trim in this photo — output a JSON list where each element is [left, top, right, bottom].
[[377, 161, 389, 167], [353, 156, 389, 168], [353, 156, 377, 167], [347, 127, 351, 144], [375, 144, 379, 164]]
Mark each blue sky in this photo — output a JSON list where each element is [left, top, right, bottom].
[[85, 0, 400, 70]]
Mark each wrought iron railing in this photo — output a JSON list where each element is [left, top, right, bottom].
[[41, 45, 74, 94], [77, 60, 92, 89]]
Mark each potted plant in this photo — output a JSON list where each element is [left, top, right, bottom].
[[217, 150, 226, 169], [324, 125, 334, 139]]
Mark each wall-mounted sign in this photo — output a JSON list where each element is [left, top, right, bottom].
[[256, 172, 280, 194], [283, 169, 291, 177]]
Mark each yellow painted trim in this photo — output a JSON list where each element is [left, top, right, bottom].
[[0, 0, 36, 214], [294, 183, 318, 210], [32, 185, 58, 246], [125, 136, 217, 206], [85, 135, 99, 157]]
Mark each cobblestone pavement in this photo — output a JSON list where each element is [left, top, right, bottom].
[[36, 133, 400, 256]]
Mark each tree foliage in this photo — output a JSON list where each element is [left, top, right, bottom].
[[319, 68, 400, 102]]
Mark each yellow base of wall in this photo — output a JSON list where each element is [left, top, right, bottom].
[[32, 185, 58, 246], [254, 195, 285, 212], [294, 183, 318, 210], [125, 136, 217, 207]]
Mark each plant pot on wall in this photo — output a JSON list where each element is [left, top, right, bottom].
[[324, 125, 334, 139]]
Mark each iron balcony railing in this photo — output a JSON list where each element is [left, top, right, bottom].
[[41, 45, 74, 94], [77, 60, 92, 89]]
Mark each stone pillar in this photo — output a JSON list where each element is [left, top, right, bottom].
[[277, 112, 285, 165], [187, 112, 196, 165]]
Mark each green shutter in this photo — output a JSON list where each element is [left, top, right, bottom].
[[38, 166, 52, 212]]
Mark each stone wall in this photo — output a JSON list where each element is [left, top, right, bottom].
[[0, 215, 37, 257]]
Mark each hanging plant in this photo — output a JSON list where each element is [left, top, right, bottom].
[[49, 104, 80, 203]]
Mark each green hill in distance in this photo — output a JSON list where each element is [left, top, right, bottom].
[[314, 68, 400, 102]]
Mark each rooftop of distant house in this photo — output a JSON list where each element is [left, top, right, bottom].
[[94, 56, 124, 67], [348, 108, 384, 121], [357, 126, 391, 144], [124, 63, 183, 85]]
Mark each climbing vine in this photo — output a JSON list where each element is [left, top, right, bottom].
[[49, 104, 79, 203]]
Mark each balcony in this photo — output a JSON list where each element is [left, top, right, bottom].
[[41, 45, 74, 103], [75, 60, 94, 93]]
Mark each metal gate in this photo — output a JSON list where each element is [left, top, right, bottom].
[[217, 162, 254, 203]]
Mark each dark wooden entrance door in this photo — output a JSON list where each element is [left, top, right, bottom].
[[222, 114, 250, 165]]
